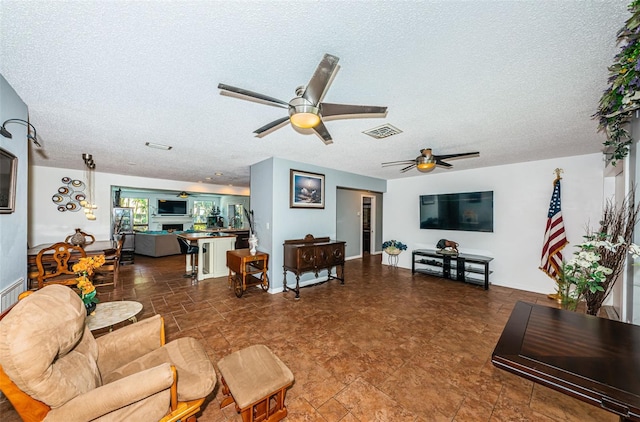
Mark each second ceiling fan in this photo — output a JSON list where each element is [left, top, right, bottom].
[[218, 53, 387, 145], [382, 148, 479, 173]]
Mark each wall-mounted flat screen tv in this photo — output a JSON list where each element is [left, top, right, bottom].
[[157, 199, 188, 215], [420, 191, 493, 232]]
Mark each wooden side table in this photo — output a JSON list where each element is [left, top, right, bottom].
[[226, 249, 269, 297]]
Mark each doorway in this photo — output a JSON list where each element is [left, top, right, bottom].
[[361, 195, 375, 255]]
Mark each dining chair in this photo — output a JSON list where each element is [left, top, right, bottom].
[[93, 234, 125, 288], [35, 242, 87, 290]]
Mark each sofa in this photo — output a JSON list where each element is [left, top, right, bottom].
[[134, 231, 190, 257]]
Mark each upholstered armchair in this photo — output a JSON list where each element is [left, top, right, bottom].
[[0, 285, 216, 421]]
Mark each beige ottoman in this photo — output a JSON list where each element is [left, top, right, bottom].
[[218, 344, 294, 422]]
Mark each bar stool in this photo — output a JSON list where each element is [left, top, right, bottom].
[[177, 237, 199, 279]]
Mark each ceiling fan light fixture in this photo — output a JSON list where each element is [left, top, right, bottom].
[[290, 112, 320, 129], [288, 99, 320, 129], [416, 157, 436, 172]]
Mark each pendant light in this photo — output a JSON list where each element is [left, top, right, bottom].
[[82, 153, 97, 220]]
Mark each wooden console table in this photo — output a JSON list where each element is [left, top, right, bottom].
[[412, 249, 493, 290], [492, 301, 640, 421], [226, 249, 269, 298], [283, 234, 345, 299]]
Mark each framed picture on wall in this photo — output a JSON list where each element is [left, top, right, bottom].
[[0, 147, 17, 214], [290, 169, 325, 209]]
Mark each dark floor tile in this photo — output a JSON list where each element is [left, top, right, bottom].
[[1, 253, 607, 421]]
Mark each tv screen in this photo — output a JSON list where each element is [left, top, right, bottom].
[[420, 191, 493, 232], [157, 199, 188, 215]]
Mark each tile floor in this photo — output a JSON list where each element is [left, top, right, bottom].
[[1, 253, 617, 422]]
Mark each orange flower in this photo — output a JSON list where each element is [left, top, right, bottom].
[[73, 255, 104, 299], [72, 255, 105, 276], [76, 275, 96, 295]]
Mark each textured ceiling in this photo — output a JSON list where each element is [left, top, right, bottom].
[[0, 1, 629, 188]]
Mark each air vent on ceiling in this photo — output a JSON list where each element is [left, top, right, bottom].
[[362, 124, 403, 139]]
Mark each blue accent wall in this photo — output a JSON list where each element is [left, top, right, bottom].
[[0, 74, 28, 309], [250, 157, 386, 293]]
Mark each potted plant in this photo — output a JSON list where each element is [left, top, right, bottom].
[[382, 240, 407, 267], [560, 233, 616, 311], [583, 194, 640, 315], [382, 240, 407, 255]]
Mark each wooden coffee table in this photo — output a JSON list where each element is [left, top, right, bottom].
[[492, 301, 640, 421], [86, 300, 143, 331]]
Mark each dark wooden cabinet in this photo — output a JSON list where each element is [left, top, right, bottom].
[[283, 234, 346, 298]]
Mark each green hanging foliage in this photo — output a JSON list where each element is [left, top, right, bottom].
[[595, 0, 640, 164]]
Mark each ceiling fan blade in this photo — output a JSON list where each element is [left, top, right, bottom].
[[321, 103, 388, 118], [435, 159, 453, 168], [253, 116, 290, 135], [302, 54, 340, 105], [434, 151, 479, 160], [218, 83, 289, 108], [382, 160, 416, 166], [400, 164, 416, 173], [312, 120, 333, 145]]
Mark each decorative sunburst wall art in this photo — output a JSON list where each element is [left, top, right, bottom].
[[52, 176, 86, 212]]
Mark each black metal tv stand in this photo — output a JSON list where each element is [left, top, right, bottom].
[[411, 249, 493, 290]]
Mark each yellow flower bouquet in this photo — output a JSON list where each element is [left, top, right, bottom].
[[72, 255, 105, 309]]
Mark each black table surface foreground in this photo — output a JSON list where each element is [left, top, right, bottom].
[[492, 301, 640, 421]]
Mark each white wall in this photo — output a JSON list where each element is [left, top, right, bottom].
[[29, 165, 249, 246], [383, 153, 604, 295], [0, 74, 28, 308]]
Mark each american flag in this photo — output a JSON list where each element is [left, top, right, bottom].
[[540, 178, 568, 279]]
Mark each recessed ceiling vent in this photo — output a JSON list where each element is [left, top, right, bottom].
[[363, 124, 403, 139]]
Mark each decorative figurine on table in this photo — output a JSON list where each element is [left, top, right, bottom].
[[436, 239, 459, 255]]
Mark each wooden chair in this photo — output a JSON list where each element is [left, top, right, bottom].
[[93, 234, 125, 288], [35, 242, 86, 290]]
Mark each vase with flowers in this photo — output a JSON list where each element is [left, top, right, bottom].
[[244, 208, 258, 254], [72, 255, 105, 315], [560, 231, 640, 314], [382, 240, 407, 266], [560, 233, 616, 311]]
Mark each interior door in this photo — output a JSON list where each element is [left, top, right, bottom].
[[361, 195, 375, 256]]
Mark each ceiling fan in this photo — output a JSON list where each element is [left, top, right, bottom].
[[218, 53, 387, 145], [382, 148, 479, 173]]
